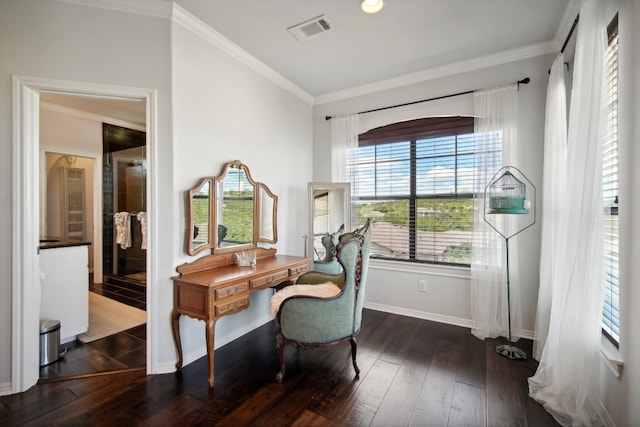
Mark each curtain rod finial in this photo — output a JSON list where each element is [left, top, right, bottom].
[[325, 116, 332, 121]]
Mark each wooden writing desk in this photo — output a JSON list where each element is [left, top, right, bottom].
[[171, 247, 309, 388]]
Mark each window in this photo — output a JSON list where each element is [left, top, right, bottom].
[[348, 116, 501, 266], [602, 15, 619, 346]]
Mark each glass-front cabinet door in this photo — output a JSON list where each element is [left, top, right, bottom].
[[63, 167, 85, 241]]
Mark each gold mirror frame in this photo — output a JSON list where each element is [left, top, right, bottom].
[[185, 160, 278, 256], [213, 160, 256, 254], [258, 183, 278, 244], [186, 177, 213, 256]]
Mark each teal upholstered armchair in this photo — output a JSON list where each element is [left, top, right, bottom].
[[312, 223, 344, 275], [273, 219, 371, 383]]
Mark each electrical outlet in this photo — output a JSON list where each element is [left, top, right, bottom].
[[418, 279, 427, 293]]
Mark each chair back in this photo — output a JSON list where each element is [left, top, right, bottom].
[[335, 219, 371, 334]]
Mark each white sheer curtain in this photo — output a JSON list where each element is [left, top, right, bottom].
[[470, 84, 522, 340], [533, 53, 568, 361], [528, 0, 607, 425], [330, 114, 359, 182]]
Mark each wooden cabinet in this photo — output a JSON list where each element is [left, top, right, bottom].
[[171, 248, 309, 388], [63, 167, 85, 241]]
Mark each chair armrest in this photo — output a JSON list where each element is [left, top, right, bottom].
[[312, 260, 343, 275]]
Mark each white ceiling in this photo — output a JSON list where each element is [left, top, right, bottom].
[[175, 0, 571, 97], [42, 0, 573, 122]]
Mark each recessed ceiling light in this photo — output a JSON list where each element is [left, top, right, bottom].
[[361, 0, 383, 14]]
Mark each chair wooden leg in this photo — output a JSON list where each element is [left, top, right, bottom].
[[275, 332, 286, 383], [350, 336, 360, 378]]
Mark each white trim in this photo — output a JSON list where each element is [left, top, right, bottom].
[[369, 258, 471, 280], [364, 302, 535, 340], [0, 382, 11, 397], [11, 75, 157, 393], [155, 314, 275, 374], [54, 0, 172, 19], [600, 335, 624, 379], [171, 5, 314, 106], [40, 101, 145, 132], [314, 40, 559, 105], [11, 77, 41, 393]]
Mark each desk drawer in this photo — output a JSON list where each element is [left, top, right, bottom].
[[215, 282, 248, 300], [215, 296, 249, 316], [289, 264, 308, 277], [251, 269, 289, 289]]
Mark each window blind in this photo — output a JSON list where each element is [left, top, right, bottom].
[[349, 116, 500, 266], [602, 18, 619, 346]]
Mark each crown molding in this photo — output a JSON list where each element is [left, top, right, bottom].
[[53, 1, 313, 105], [171, 5, 314, 105], [54, 0, 172, 18], [314, 40, 559, 106]]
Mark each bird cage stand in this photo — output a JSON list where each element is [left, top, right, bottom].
[[484, 166, 536, 360]]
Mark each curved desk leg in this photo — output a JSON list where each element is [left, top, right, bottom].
[[205, 318, 216, 388], [171, 309, 183, 371]]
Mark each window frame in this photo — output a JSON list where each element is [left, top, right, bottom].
[[602, 14, 620, 348], [351, 116, 488, 267]]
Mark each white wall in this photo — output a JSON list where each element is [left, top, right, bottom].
[[0, 0, 313, 389], [163, 16, 313, 368], [0, 0, 173, 387], [40, 108, 103, 271], [313, 54, 550, 334]]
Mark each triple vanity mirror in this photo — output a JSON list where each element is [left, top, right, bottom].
[[186, 160, 278, 256], [308, 182, 351, 261]]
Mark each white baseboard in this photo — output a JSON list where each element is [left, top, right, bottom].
[[363, 302, 536, 340], [155, 313, 274, 374], [0, 382, 12, 396]]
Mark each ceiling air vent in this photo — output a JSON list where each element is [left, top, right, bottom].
[[287, 15, 332, 41]]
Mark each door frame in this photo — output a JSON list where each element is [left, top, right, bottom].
[[11, 75, 157, 393]]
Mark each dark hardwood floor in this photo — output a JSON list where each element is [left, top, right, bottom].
[[2, 309, 558, 426], [38, 279, 147, 381], [38, 324, 146, 381]]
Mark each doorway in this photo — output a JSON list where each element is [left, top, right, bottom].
[[38, 97, 148, 381], [10, 76, 156, 393]]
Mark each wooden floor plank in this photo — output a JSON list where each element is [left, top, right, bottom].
[[447, 381, 487, 427], [408, 339, 463, 426], [485, 338, 528, 427], [336, 358, 401, 426]]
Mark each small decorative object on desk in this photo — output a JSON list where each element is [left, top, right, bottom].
[[235, 250, 256, 267]]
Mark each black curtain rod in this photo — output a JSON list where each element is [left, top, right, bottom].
[[561, 15, 580, 53], [325, 77, 530, 121], [547, 14, 579, 75]]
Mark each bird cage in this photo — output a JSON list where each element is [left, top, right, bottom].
[[487, 170, 528, 214]]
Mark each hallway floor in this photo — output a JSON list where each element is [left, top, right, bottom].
[[39, 280, 147, 382]]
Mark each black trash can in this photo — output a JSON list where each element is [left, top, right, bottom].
[[40, 320, 61, 366]]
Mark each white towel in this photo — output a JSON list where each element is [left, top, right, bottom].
[[136, 211, 147, 250], [114, 212, 131, 249]]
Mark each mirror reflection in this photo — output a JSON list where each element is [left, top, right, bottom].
[[185, 160, 279, 256], [215, 163, 255, 251], [188, 178, 212, 255], [308, 182, 351, 260], [258, 184, 277, 243]]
